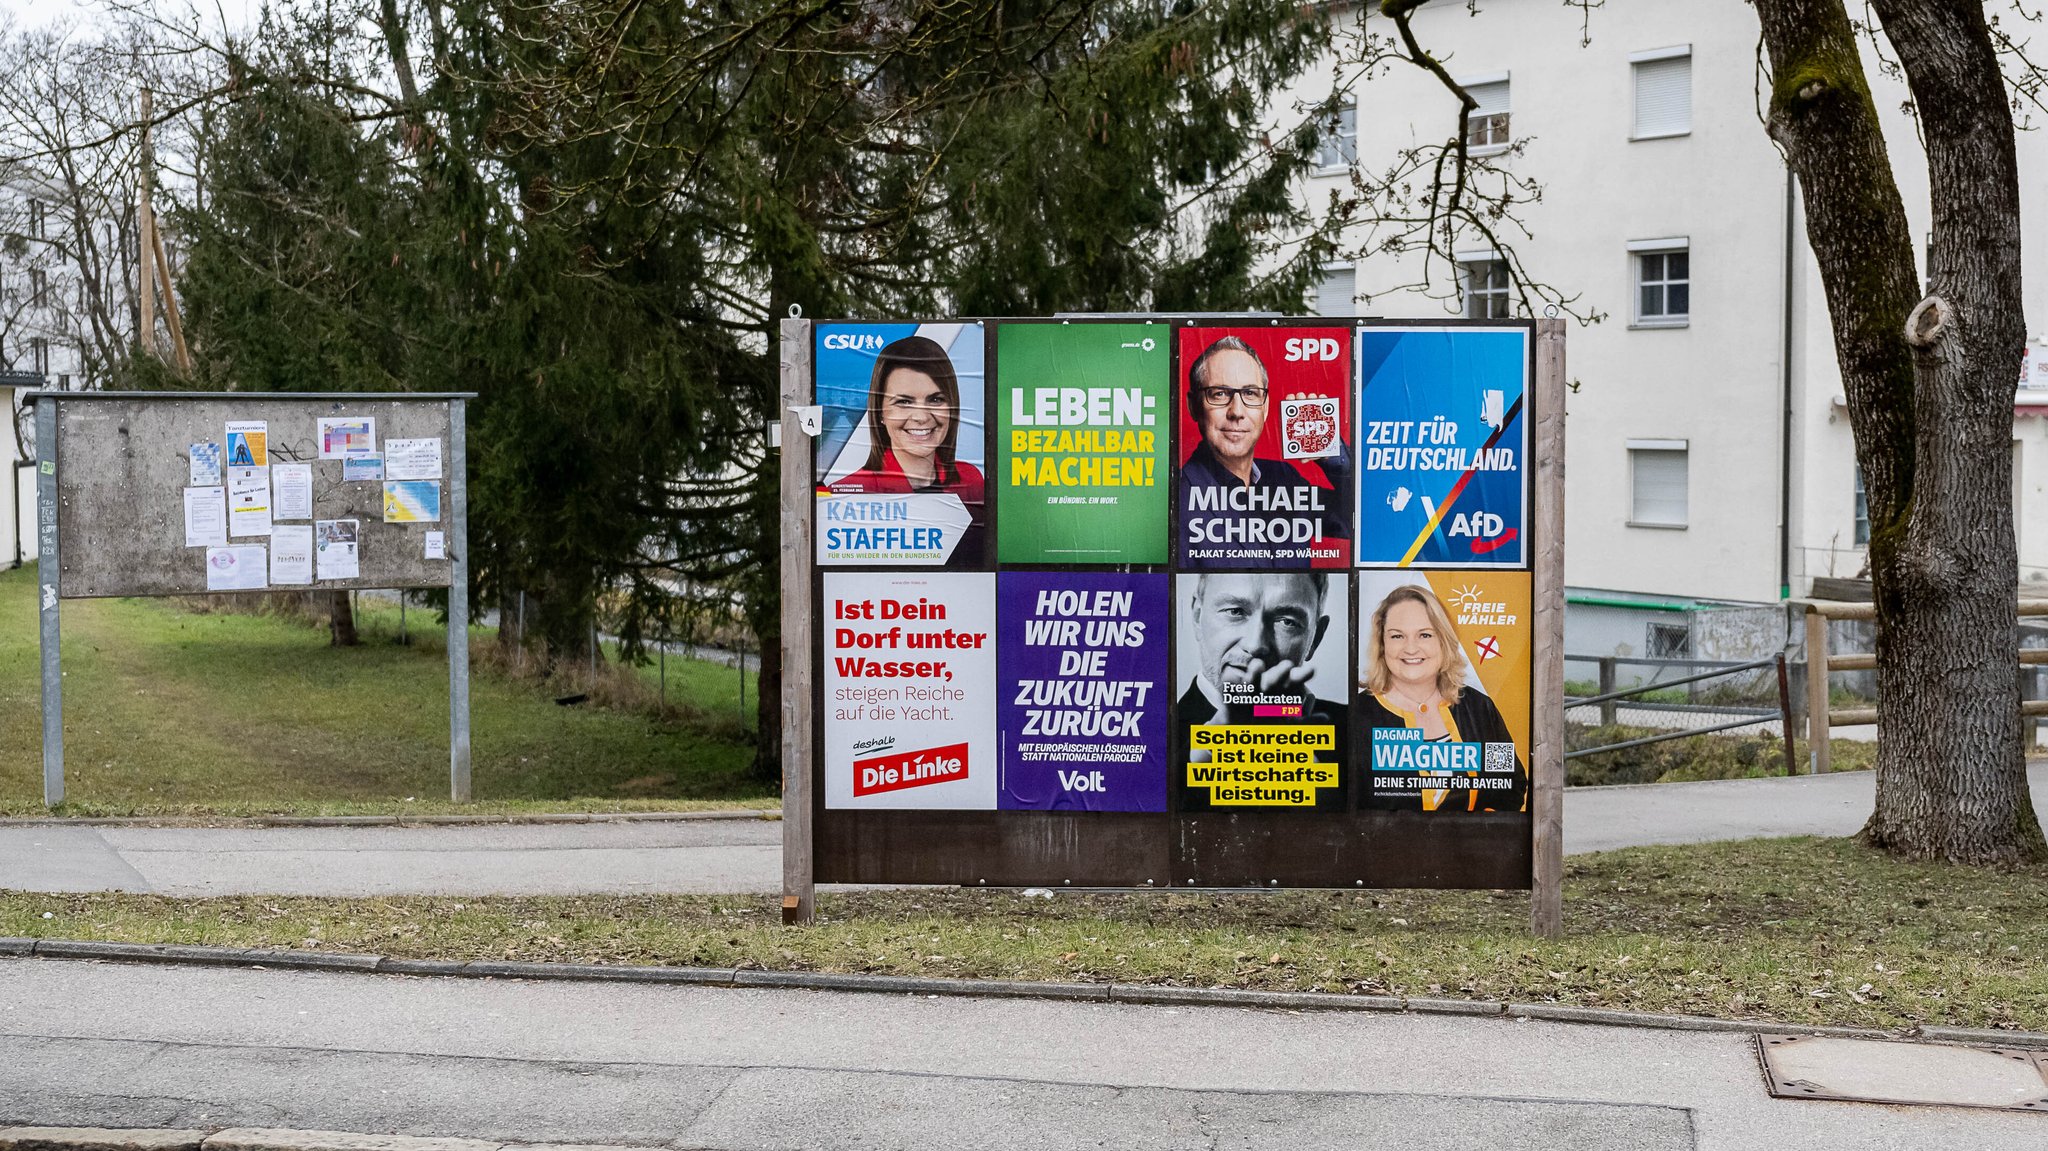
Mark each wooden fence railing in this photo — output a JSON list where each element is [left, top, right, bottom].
[[1802, 599, 2048, 773]]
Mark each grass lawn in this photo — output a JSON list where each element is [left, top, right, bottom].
[[0, 566, 775, 817], [4, 837, 2043, 1034]]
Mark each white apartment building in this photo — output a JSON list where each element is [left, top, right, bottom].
[[1302, 0, 2048, 661]]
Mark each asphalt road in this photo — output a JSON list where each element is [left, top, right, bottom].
[[2, 958, 2038, 1149], [4, 767, 2045, 897]]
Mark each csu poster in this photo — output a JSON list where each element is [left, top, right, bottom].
[[998, 571, 1169, 811], [824, 571, 996, 809], [1175, 326, 1353, 569], [815, 322, 988, 567], [996, 323, 1170, 563], [1356, 326, 1529, 568]]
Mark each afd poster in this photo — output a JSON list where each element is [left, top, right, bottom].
[[815, 323, 987, 567], [824, 571, 997, 809], [1356, 571, 1531, 813], [997, 572, 1168, 811], [1356, 326, 1529, 568], [1175, 327, 1353, 570], [1175, 571, 1350, 811], [996, 324, 1170, 563]]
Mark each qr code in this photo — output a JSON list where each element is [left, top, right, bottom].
[[1483, 743, 1517, 774]]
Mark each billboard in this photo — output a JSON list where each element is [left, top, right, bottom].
[[1356, 327, 1528, 568], [996, 323, 1170, 563], [1175, 326, 1353, 570], [815, 323, 988, 567]]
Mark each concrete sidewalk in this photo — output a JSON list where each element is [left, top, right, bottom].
[[2, 767, 2044, 897]]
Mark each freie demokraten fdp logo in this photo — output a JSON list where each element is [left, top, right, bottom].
[[853, 742, 971, 796]]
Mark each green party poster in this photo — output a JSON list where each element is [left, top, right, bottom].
[[997, 323, 1171, 563]]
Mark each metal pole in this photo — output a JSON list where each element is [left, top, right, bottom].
[[516, 590, 525, 673], [399, 596, 408, 645], [447, 398, 472, 802], [1804, 606, 1830, 775], [36, 395, 62, 807], [659, 632, 667, 711], [1775, 652, 1796, 777]]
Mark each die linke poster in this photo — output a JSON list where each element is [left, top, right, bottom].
[[824, 571, 996, 809], [1175, 326, 1353, 570]]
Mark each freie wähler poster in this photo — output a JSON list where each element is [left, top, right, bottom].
[[1174, 327, 1353, 569], [815, 323, 986, 568], [995, 323, 1169, 563], [1356, 326, 1529, 568], [997, 571, 1168, 811], [1356, 570, 1531, 813], [824, 571, 996, 810]]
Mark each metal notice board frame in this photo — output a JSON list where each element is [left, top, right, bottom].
[[26, 390, 477, 808]]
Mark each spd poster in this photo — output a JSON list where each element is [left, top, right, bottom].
[[824, 571, 996, 809], [1175, 571, 1350, 811], [815, 323, 988, 567], [1356, 571, 1531, 813], [1356, 326, 1528, 568], [997, 324, 1170, 563], [998, 572, 1168, 811], [1175, 327, 1352, 569]]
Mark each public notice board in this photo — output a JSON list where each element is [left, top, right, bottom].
[[808, 318, 1542, 890]]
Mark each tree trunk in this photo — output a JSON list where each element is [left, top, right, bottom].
[[327, 590, 358, 647], [1755, 0, 2044, 862]]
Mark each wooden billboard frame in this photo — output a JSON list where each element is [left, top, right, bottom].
[[778, 317, 1566, 936]]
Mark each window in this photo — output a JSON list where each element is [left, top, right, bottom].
[[30, 336, 47, 375], [1628, 439, 1688, 527], [1461, 258, 1511, 319], [1646, 622, 1692, 660], [1314, 265, 1356, 317], [28, 266, 45, 308], [1631, 47, 1691, 139], [1463, 76, 1511, 152], [27, 198, 43, 240], [1855, 469, 1874, 544], [1630, 239, 1689, 325], [1316, 100, 1358, 170]]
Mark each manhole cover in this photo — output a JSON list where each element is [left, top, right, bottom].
[[1759, 1034, 2048, 1112]]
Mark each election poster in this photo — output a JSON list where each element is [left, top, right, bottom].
[[1356, 326, 1529, 568], [1356, 571, 1531, 813], [1175, 327, 1352, 570], [815, 323, 988, 568], [1175, 571, 1350, 811], [824, 571, 996, 809], [997, 572, 1168, 811], [996, 323, 1170, 563]]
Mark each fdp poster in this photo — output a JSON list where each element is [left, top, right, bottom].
[[996, 323, 1170, 563], [1175, 327, 1353, 569], [997, 571, 1168, 811], [815, 323, 988, 567], [1175, 571, 1350, 811], [824, 571, 996, 809], [1356, 571, 1531, 813], [1356, 326, 1529, 568]]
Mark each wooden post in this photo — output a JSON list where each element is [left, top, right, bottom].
[[779, 316, 817, 926], [1804, 605, 1831, 775], [1529, 319, 1568, 939], [1597, 656, 1616, 727]]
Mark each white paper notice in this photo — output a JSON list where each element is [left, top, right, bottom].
[[227, 466, 272, 537], [424, 531, 446, 560], [183, 486, 227, 547], [273, 464, 314, 520], [384, 438, 443, 481], [316, 519, 360, 580], [270, 524, 314, 585], [205, 545, 268, 591]]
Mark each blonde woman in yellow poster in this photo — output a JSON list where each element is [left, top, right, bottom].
[[1358, 577, 1529, 813]]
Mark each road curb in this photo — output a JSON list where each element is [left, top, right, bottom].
[[0, 810, 778, 829], [10, 933, 2044, 1046], [0, 1130, 654, 1151]]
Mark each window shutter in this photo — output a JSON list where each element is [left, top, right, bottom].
[[1315, 268, 1356, 318], [1468, 80, 1509, 117], [1631, 449, 1689, 525], [1633, 55, 1691, 137]]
